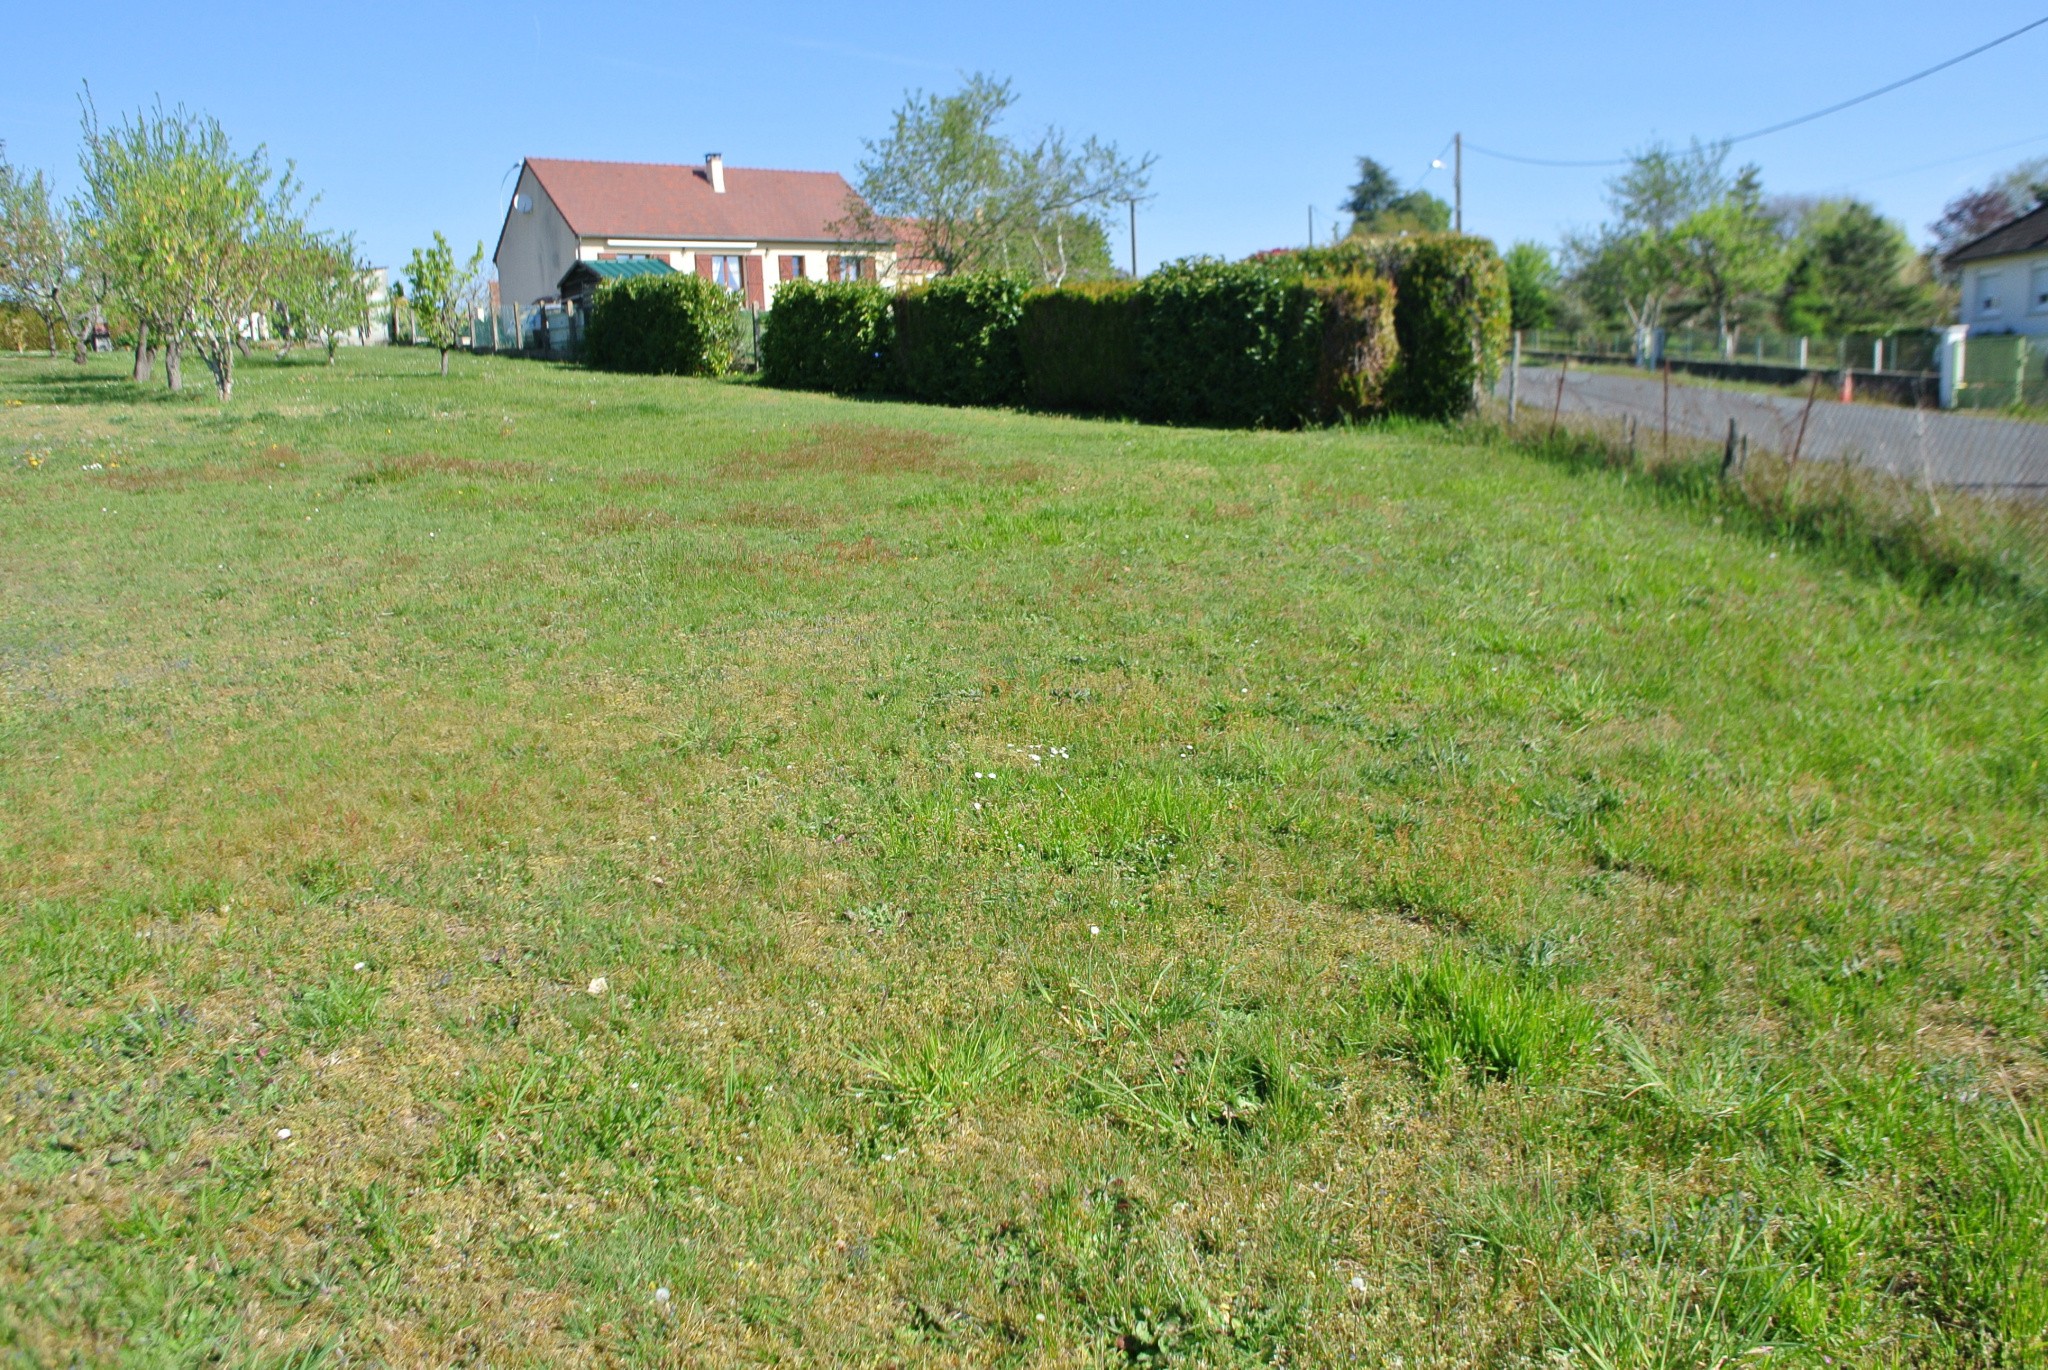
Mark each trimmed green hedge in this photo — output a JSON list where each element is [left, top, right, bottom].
[[758, 279, 894, 394], [892, 274, 1028, 407], [1134, 260, 1324, 428], [1275, 235, 1509, 421], [1019, 283, 1142, 413], [756, 258, 1410, 429], [582, 273, 742, 377], [1308, 273, 1398, 421]]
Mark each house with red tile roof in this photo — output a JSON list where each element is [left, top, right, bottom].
[[493, 154, 912, 313]]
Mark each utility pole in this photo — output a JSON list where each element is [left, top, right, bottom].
[[1127, 198, 1138, 279], [1308, 205, 1315, 247], [1454, 132, 1463, 234]]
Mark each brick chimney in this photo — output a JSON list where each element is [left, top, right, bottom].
[[705, 152, 725, 194]]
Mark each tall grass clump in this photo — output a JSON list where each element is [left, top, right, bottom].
[[1380, 952, 1597, 1083]]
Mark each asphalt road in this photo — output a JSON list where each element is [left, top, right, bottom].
[[1499, 366, 2048, 494]]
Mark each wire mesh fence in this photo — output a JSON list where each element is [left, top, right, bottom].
[[1498, 361, 2048, 496], [460, 303, 768, 368], [1521, 327, 1942, 378]]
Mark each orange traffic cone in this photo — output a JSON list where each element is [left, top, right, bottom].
[[1839, 369, 1854, 403]]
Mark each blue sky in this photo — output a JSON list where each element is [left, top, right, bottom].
[[5, 1, 2045, 277]]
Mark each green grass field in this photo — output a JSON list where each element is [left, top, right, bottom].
[[2, 348, 2043, 1366]]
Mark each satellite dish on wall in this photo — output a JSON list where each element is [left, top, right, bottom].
[[513, 194, 533, 213]]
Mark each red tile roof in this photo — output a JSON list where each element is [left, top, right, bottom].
[[524, 157, 876, 244]]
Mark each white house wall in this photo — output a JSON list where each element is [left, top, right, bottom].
[[579, 239, 897, 307], [493, 166, 580, 311], [1960, 253, 2048, 338]]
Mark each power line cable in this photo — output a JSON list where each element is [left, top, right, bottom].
[[1466, 14, 2048, 169]]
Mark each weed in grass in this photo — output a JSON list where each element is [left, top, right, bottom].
[[1081, 1020, 1327, 1150], [1611, 1026, 1789, 1145], [1380, 952, 1599, 1083], [849, 1019, 1022, 1132], [1544, 1217, 1799, 1370], [283, 973, 385, 1045], [1925, 1109, 2048, 1360]]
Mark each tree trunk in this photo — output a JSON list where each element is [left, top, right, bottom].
[[440, 347, 449, 377], [133, 324, 153, 384], [326, 337, 338, 365], [165, 341, 183, 392]]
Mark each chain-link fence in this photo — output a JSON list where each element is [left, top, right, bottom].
[[1498, 361, 2048, 495], [1522, 327, 1941, 378], [460, 303, 767, 369]]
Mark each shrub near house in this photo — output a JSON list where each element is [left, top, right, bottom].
[[582, 273, 743, 377], [758, 280, 894, 395]]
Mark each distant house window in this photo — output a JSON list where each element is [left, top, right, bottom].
[[710, 255, 744, 292], [835, 255, 866, 282], [2032, 263, 2048, 313], [1978, 270, 2002, 317]]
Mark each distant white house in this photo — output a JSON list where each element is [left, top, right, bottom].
[[492, 154, 913, 312], [1947, 202, 2048, 338]]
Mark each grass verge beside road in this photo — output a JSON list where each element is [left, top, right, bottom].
[[2, 349, 2043, 1364]]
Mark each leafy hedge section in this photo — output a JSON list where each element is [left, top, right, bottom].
[[1134, 260, 1325, 428], [758, 279, 894, 395], [748, 239, 1489, 426], [582, 273, 741, 377], [1274, 234, 1509, 421], [1019, 283, 1142, 414], [1308, 273, 1398, 421], [892, 274, 1028, 407]]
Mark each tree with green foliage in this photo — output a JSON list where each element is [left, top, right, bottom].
[[1341, 157, 1451, 237], [846, 74, 1151, 285], [1670, 166, 1786, 347], [274, 229, 371, 363], [0, 148, 84, 360], [77, 97, 305, 398], [1563, 141, 1729, 358], [1778, 200, 1936, 335], [403, 232, 484, 376], [1502, 242, 1559, 331]]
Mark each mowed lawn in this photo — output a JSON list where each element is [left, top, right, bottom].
[[1, 348, 2043, 1367]]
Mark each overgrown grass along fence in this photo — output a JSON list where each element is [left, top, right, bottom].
[[1481, 388, 2048, 612]]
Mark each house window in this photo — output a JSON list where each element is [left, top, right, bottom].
[[1977, 270, 2002, 317], [710, 255, 744, 292], [2032, 263, 2048, 313], [778, 254, 806, 282], [835, 255, 866, 282]]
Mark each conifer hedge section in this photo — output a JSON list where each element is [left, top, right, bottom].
[[757, 280, 893, 395], [582, 274, 743, 377], [891, 274, 1029, 407], [752, 232, 1502, 427], [1017, 283, 1143, 414], [1276, 235, 1511, 421]]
